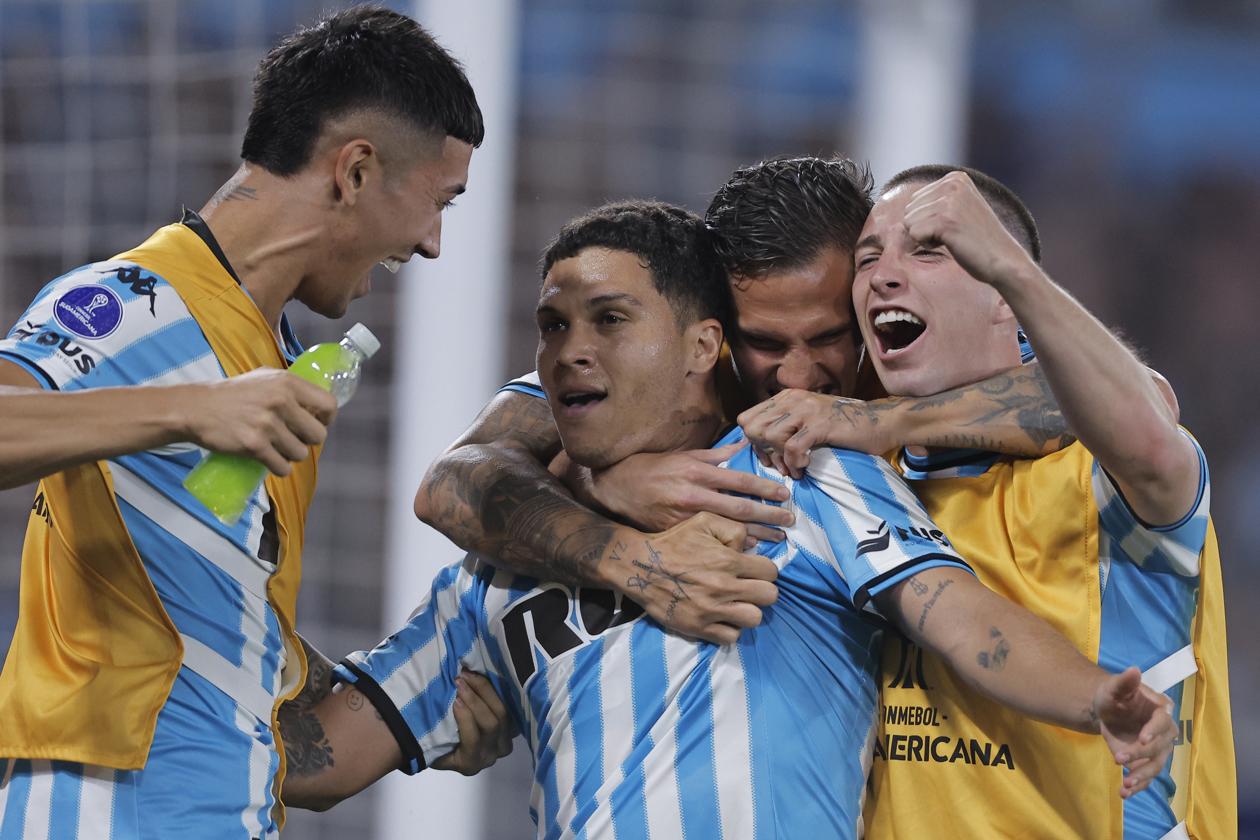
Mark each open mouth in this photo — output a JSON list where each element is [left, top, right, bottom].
[[559, 389, 607, 412], [379, 256, 408, 274], [872, 309, 926, 355]]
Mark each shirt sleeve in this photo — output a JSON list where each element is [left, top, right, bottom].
[[496, 370, 545, 399], [0, 260, 217, 391], [1092, 428, 1210, 578], [790, 447, 973, 616], [332, 555, 504, 774]]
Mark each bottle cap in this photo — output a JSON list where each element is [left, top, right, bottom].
[[345, 323, 381, 359]]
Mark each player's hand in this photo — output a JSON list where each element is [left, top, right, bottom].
[[738, 391, 898, 479], [183, 369, 338, 476], [432, 671, 516, 776], [902, 171, 1038, 290], [1092, 667, 1178, 798], [610, 512, 779, 646], [590, 446, 793, 544]]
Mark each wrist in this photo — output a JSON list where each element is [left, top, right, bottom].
[[593, 524, 647, 591], [151, 383, 199, 446]]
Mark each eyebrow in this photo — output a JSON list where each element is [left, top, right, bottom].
[[739, 322, 851, 344], [855, 233, 881, 252], [587, 292, 643, 309]]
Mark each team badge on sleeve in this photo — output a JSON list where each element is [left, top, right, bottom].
[[53, 285, 124, 340]]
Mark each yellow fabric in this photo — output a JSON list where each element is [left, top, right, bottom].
[[866, 442, 1235, 839], [867, 444, 1120, 839], [0, 223, 318, 828], [1183, 524, 1236, 839]]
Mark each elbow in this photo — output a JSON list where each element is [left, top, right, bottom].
[[283, 787, 346, 814]]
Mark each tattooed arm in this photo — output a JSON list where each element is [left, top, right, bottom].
[[874, 568, 1176, 797], [738, 362, 1078, 477], [280, 636, 512, 811], [414, 390, 779, 645]]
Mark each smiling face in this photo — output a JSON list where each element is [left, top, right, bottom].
[[727, 245, 861, 403], [536, 247, 719, 469], [852, 183, 1020, 397], [303, 134, 473, 318]]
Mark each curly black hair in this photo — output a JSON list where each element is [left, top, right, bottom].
[[541, 200, 732, 330], [241, 5, 483, 175], [705, 156, 874, 279]]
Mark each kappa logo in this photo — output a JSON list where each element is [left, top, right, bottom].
[[113, 266, 158, 317]]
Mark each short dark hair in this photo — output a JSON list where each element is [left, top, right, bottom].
[[542, 201, 732, 330], [882, 165, 1041, 263], [704, 156, 875, 278], [241, 5, 484, 176]]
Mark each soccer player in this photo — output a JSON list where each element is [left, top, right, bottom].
[[280, 201, 1175, 838], [739, 167, 1234, 838], [0, 7, 487, 838]]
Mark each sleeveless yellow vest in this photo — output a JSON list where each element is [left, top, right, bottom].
[[0, 223, 318, 828], [865, 443, 1235, 839]]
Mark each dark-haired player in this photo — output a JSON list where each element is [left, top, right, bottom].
[[280, 200, 1174, 839], [0, 6, 492, 838]]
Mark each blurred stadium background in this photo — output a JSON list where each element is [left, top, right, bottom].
[[1, 0, 1256, 837]]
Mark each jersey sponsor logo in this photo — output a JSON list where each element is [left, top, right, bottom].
[[53, 285, 123, 339], [499, 585, 645, 686], [22, 322, 98, 375], [873, 732, 1015, 770], [858, 521, 953, 561]]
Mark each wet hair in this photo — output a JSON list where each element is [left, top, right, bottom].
[[541, 200, 733, 330], [241, 5, 484, 176], [704, 156, 875, 278], [882, 165, 1041, 263]]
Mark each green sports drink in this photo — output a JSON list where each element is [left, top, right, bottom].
[[183, 323, 381, 525]]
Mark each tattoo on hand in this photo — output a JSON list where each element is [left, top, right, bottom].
[[916, 579, 954, 633], [976, 626, 1011, 670], [831, 400, 890, 428], [625, 539, 693, 623]]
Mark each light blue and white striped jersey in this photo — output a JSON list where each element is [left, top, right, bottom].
[[0, 214, 301, 837], [337, 427, 971, 840]]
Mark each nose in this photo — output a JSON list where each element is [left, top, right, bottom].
[[556, 324, 595, 368], [775, 347, 821, 392], [416, 215, 442, 260], [869, 258, 904, 295]]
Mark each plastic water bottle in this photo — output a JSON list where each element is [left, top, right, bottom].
[[183, 323, 381, 525]]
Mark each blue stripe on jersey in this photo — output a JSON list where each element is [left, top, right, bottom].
[[738, 639, 771, 838], [117, 496, 248, 666], [47, 762, 83, 838], [0, 760, 31, 836], [260, 606, 283, 696], [499, 381, 546, 399], [567, 639, 605, 836], [399, 584, 483, 745], [675, 653, 721, 840], [111, 770, 141, 836], [610, 623, 668, 840], [71, 318, 214, 391]]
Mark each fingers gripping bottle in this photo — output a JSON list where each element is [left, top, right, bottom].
[[183, 323, 381, 525]]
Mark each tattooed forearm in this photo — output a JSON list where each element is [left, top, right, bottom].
[[976, 626, 1011, 671], [905, 362, 1076, 455], [279, 636, 336, 778], [916, 578, 954, 633], [419, 443, 617, 585], [831, 399, 896, 428]]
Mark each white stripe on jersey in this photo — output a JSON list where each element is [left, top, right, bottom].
[[74, 766, 117, 840], [140, 347, 222, 388], [236, 706, 270, 839], [20, 761, 51, 840], [107, 461, 273, 596], [180, 634, 274, 724], [545, 655, 580, 834], [712, 645, 755, 838]]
